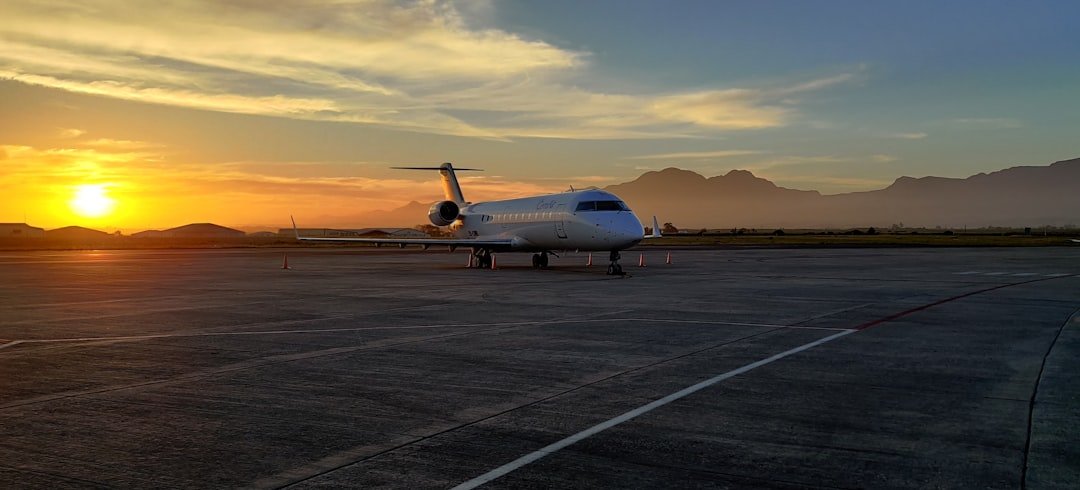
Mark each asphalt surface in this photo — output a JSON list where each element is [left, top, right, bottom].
[[1, 247, 1078, 489]]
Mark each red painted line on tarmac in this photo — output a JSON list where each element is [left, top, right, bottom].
[[856, 274, 1077, 331]]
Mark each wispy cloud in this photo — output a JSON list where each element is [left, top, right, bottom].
[[57, 128, 85, 139], [79, 138, 163, 150], [869, 154, 898, 163], [629, 150, 765, 160], [942, 118, 1023, 130], [740, 155, 856, 168], [0, 0, 857, 140], [884, 132, 927, 140]]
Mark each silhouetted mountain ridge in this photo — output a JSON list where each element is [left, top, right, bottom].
[[318, 158, 1078, 229], [607, 158, 1080, 228]]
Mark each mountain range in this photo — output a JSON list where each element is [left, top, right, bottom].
[[321, 157, 1080, 229]]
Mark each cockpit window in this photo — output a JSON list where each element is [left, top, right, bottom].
[[575, 200, 629, 212]]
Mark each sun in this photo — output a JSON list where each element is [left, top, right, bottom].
[[70, 184, 116, 218]]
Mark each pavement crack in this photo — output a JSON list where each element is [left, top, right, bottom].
[[1020, 307, 1078, 490]]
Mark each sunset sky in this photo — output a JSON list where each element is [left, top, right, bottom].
[[2, 0, 1078, 232]]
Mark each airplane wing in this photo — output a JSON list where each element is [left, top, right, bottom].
[[290, 216, 513, 249]]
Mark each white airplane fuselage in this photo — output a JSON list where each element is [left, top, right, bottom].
[[452, 189, 644, 252]]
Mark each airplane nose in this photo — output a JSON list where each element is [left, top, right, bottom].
[[616, 216, 645, 246]]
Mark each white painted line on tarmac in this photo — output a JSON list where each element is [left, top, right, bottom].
[[984, 272, 1009, 276], [0, 317, 820, 349], [590, 318, 805, 329], [1011, 273, 1039, 276], [0, 341, 24, 351], [452, 328, 857, 489], [954, 271, 983, 275]]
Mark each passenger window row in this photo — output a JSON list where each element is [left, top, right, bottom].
[[478, 211, 565, 223]]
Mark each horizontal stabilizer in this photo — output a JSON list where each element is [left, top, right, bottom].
[[393, 162, 479, 203], [392, 167, 482, 171]]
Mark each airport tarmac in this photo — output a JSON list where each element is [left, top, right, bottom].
[[1, 247, 1078, 489]]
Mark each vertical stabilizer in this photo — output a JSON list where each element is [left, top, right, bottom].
[[439, 162, 466, 203]]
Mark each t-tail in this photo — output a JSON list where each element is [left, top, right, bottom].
[[392, 162, 480, 204]]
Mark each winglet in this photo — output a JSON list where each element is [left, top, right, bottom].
[[290, 215, 300, 240], [648, 216, 662, 238]]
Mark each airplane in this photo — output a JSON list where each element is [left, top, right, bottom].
[[292, 162, 660, 275]]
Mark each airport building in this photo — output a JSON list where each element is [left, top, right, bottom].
[[0, 223, 45, 238]]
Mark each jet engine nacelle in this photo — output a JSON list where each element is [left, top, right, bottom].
[[428, 200, 460, 226]]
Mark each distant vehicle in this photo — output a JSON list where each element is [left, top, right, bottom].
[[293, 163, 660, 275]]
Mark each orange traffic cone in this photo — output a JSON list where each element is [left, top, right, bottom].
[[466, 254, 473, 268], [586, 253, 593, 267], [490, 254, 498, 270], [665, 252, 672, 265], [281, 252, 290, 270], [638, 253, 646, 267]]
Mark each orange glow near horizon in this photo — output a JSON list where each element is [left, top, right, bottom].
[[0, 143, 567, 233]]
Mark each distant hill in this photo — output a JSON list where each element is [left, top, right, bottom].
[[605, 168, 822, 229], [46, 226, 111, 240], [607, 158, 1080, 228], [133, 223, 245, 238]]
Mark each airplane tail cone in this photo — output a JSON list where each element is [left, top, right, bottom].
[[665, 252, 672, 265], [586, 253, 593, 267], [638, 253, 646, 267], [282, 252, 290, 270]]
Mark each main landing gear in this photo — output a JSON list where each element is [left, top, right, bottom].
[[531, 251, 557, 269], [606, 250, 624, 276], [470, 249, 493, 269]]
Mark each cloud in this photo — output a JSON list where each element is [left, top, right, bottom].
[[942, 118, 1023, 130], [58, 128, 85, 139], [629, 150, 764, 160], [649, 90, 790, 130], [740, 153, 899, 170], [869, 154, 898, 163], [79, 138, 163, 150], [0, 0, 856, 140], [885, 132, 927, 140]]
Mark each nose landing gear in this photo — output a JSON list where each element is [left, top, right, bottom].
[[606, 250, 624, 276], [531, 251, 558, 269]]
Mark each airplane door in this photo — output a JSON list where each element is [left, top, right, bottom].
[[555, 204, 568, 239], [555, 220, 567, 239]]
